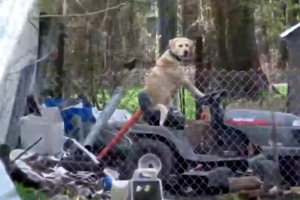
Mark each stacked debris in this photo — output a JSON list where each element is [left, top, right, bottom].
[[5, 90, 128, 199]]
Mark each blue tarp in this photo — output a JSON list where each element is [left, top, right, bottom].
[[44, 98, 96, 133]]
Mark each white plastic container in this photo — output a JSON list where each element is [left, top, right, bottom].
[[20, 107, 64, 156], [110, 180, 130, 200]]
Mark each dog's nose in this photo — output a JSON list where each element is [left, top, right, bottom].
[[183, 50, 188, 57]]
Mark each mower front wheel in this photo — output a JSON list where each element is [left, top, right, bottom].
[[118, 138, 175, 182]]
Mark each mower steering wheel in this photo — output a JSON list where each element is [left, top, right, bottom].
[[197, 89, 228, 106]]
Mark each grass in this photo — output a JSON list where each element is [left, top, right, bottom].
[[16, 183, 101, 200], [16, 184, 48, 200], [118, 88, 197, 117], [106, 83, 288, 119], [98, 87, 200, 118], [273, 83, 288, 96]]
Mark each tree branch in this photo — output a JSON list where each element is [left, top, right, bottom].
[[36, 2, 128, 18]]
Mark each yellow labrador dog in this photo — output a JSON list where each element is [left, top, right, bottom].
[[145, 37, 205, 126]]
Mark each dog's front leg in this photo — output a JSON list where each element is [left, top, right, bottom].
[[183, 79, 205, 98], [171, 90, 181, 111]]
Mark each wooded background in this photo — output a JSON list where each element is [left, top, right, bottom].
[[38, 0, 299, 117]]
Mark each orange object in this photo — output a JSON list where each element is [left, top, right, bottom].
[[98, 109, 142, 159]]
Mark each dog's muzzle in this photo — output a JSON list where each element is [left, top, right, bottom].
[[183, 50, 188, 57]]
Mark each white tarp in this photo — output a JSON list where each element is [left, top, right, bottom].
[[0, 0, 39, 146]]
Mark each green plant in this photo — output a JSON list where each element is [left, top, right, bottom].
[[97, 86, 289, 119], [16, 184, 48, 200]]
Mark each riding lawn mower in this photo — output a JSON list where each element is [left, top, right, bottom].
[[98, 89, 300, 196]]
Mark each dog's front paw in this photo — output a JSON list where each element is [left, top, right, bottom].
[[159, 120, 165, 126]]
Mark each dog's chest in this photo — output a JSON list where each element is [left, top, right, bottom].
[[164, 67, 185, 85]]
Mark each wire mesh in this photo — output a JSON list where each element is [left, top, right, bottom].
[[2, 0, 300, 200]]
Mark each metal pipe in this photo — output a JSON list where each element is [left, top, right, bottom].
[[84, 86, 124, 148]]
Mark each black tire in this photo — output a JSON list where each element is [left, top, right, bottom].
[[119, 138, 175, 182]]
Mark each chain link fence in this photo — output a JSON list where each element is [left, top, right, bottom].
[[2, 0, 300, 200], [11, 65, 300, 200]]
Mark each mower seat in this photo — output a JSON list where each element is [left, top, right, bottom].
[[137, 90, 185, 130]]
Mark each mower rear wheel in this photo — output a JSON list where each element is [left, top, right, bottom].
[[118, 138, 175, 182]]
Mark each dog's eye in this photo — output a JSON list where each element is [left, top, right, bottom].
[[185, 44, 189, 47], [178, 44, 183, 48]]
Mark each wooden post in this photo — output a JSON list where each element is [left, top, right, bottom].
[[157, 0, 177, 55], [194, 37, 204, 119], [53, 23, 65, 98], [158, 0, 179, 111]]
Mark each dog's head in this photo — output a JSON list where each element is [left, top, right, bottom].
[[169, 37, 194, 58]]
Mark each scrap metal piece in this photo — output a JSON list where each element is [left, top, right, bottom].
[[84, 86, 124, 149]]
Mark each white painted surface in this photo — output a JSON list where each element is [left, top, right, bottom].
[[0, 0, 39, 144]]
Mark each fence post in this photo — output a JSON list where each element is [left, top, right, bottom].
[[157, 0, 177, 55], [194, 37, 203, 119], [157, 0, 179, 111], [84, 87, 124, 148], [53, 24, 66, 98]]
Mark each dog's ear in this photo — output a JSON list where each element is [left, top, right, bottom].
[[169, 38, 177, 49]]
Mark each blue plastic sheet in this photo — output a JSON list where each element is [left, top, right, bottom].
[[44, 98, 96, 134]]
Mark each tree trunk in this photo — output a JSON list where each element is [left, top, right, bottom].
[[53, 24, 65, 98], [210, 0, 228, 69], [158, 0, 177, 54], [226, 0, 259, 71], [210, 0, 265, 100], [180, 0, 201, 117], [194, 37, 209, 119], [52, 0, 65, 98]]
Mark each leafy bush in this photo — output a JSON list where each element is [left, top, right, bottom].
[[16, 184, 47, 200], [97, 85, 288, 119]]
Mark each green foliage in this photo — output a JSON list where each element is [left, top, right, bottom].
[[240, 0, 300, 50], [97, 87, 196, 118], [256, 1, 286, 43], [16, 184, 48, 200], [98, 85, 288, 119]]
